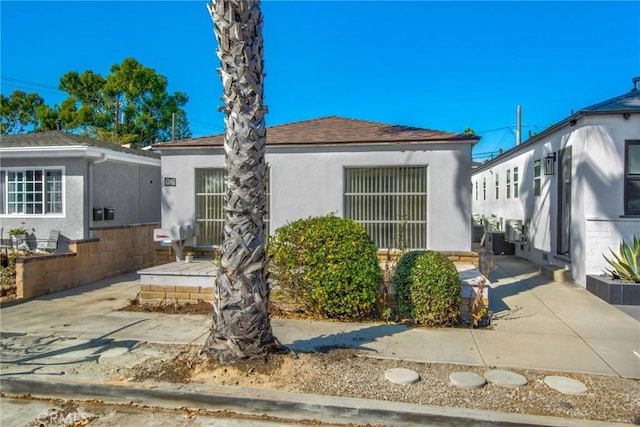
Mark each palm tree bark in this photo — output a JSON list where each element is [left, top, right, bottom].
[[202, 0, 278, 362]]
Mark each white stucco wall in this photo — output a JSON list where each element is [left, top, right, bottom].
[[160, 141, 473, 252], [92, 161, 161, 228], [472, 114, 640, 286], [1, 155, 161, 247]]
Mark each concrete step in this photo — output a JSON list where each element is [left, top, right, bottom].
[[539, 265, 573, 283]]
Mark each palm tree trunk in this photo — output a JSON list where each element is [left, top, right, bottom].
[[201, 0, 278, 362]]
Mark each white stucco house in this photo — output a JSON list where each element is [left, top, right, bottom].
[[153, 116, 479, 252], [471, 77, 640, 287], [0, 131, 161, 251]]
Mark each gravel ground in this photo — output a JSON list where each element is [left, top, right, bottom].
[[64, 342, 640, 425]]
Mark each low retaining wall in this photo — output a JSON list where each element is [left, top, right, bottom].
[[139, 285, 214, 305], [16, 223, 161, 299], [377, 250, 480, 268]]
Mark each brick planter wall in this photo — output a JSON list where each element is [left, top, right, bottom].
[[16, 223, 161, 299], [377, 250, 479, 268], [139, 285, 214, 305]]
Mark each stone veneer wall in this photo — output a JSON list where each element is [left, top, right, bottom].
[[377, 250, 479, 268], [139, 285, 214, 305], [16, 223, 161, 299]]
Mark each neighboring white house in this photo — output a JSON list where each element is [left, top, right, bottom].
[[0, 131, 161, 251], [154, 116, 479, 252], [472, 77, 640, 287]]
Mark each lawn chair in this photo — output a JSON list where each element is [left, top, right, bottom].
[[37, 229, 60, 253]]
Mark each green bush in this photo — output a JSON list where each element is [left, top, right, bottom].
[[268, 215, 381, 319], [392, 251, 425, 319], [410, 251, 461, 326]]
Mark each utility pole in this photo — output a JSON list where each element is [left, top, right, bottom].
[[516, 105, 522, 146], [171, 112, 175, 141], [114, 98, 120, 138]]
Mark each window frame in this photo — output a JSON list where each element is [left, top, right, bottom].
[[534, 160, 541, 197], [0, 166, 65, 217], [506, 169, 511, 199], [194, 167, 271, 247], [495, 172, 499, 200], [625, 140, 640, 215], [483, 177, 486, 200], [513, 166, 519, 198]]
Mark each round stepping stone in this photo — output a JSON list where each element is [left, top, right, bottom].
[[484, 369, 528, 387], [544, 376, 587, 395], [449, 372, 487, 389], [384, 368, 420, 385]]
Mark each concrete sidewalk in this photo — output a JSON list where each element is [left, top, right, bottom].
[[1, 256, 638, 379], [1, 256, 639, 426]]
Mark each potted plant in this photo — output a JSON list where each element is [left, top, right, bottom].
[[8, 226, 28, 240], [586, 236, 639, 305], [185, 250, 195, 264]]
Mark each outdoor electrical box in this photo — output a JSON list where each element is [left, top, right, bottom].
[[486, 232, 515, 256], [104, 208, 115, 221], [93, 208, 103, 221]]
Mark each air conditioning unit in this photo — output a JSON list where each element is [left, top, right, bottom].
[[484, 217, 501, 233], [505, 219, 524, 242]]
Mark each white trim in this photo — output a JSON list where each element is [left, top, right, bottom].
[[0, 166, 66, 218], [0, 146, 160, 167]]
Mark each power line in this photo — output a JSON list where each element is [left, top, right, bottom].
[[1, 76, 66, 98]]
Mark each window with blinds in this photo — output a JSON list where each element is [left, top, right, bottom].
[[344, 166, 428, 249], [195, 168, 270, 246]]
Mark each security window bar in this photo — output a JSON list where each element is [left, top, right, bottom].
[[513, 167, 519, 198], [4, 169, 63, 215], [625, 140, 640, 215], [344, 166, 427, 250], [195, 168, 271, 246], [534, 160, 541, 197]]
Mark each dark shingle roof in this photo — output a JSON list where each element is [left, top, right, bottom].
[[581, 81, 640, 113], [0, 131, 159, 159], [154, 116, 479, 148]]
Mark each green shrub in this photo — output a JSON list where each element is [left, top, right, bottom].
[[603, 236, 640, 283], [392, 251, 425, 319], [410, 251, 461, 326], [268, 215, 381, 319], [1, 253, 17, 300]]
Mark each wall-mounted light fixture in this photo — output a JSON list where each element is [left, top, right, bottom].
[[544, 152, 556, 175], [623, 112, 631, 120], [569, 119, 577, 126]]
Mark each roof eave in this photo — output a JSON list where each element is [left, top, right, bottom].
[[155, 137, 480, 150], [0, 145, 160, 167]]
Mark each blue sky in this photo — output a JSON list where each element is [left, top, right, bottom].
[[1, 1, 638, 159]]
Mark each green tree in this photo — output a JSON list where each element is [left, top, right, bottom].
[[0, 91, 45, 134], [58, 58, 191, 146], [201, 0, 278, 362]]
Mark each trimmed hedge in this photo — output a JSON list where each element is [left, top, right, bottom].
[[410, 251, 461, 326], [392, 250, 461, 326], [268, 215, 381, 319], [392, 250, 425, 319]]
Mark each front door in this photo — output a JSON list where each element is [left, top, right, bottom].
[[557, 147, 572, 259]]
